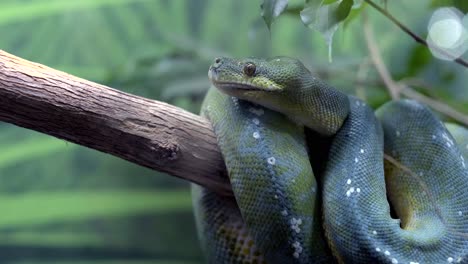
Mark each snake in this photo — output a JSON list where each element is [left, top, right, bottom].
[[191, 56, 468, 264]]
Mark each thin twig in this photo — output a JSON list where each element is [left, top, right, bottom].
[[364, 0, 468, 68], [399, 85, 468, 125], [362, 7, 468, 237], [363, 12, 400, 99], [362, 13, 467, 126], [315, 68, 467, 126], [355, 58, 371, 101]]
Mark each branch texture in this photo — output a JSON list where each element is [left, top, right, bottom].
[[0, 50, 232, 196]]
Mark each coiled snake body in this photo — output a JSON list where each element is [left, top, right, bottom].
[[192, 57, 468, 263]]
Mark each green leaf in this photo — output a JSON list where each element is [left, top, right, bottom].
[[343, 1, 366, 28], [300, 0, 354, 61], [261, 0, 289, 30]]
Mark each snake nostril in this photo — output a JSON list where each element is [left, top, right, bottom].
[[215, 57, 221, 64]]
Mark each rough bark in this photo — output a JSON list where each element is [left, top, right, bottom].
[[0, 50, 231, 196]]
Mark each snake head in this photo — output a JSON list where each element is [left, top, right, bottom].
[[208, 56, 350, 135], [208, 57, 311, 103]]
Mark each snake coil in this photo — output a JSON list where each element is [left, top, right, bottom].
[[192, 57, 468, 264]]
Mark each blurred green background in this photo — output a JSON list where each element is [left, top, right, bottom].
[[0, 0, 466, 263]]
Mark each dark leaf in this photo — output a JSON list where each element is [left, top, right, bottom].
[[300, 0, 354, 61], [261, 0, 289, 30]]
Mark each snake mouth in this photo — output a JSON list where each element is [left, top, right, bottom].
[[208, 69, 261, 91], [211, 80, 264, 92]]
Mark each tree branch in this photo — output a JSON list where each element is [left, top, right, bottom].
[[362, 16, 468, 126], [364, 0, 468, 68], [0, 50, 232, 196], [363, 13, 400, 100], [0, 48, 464, 200]]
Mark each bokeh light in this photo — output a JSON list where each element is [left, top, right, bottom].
[[427, 7, 468, 61]]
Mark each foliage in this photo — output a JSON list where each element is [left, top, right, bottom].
[[0, 0, 466, 263]]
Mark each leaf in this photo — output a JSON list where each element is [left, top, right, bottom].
[[300, 0, 354, 61], [343, 1, 366, 28], [261, 0, 289, 30]]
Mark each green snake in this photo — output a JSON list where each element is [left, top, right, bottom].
[[192, 57, 468, 263]]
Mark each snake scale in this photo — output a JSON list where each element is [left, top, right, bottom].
[[191, 57, 468, 264]]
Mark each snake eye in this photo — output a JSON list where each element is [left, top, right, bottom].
[[243, 63, 256, 77]]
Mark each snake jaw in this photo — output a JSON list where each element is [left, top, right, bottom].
[[209, 74, 283, 101], [208, 58, 284, 96]]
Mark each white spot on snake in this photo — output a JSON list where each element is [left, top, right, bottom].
[[375, 247, 381, 252], [355, 157, 359, 163], [360, 148, 364, 153], [458, 211, 463, 216], [409, 262, 419, 264], [372, 230, 377, 235], [442, 132, 454, 147], [346, 187, 356, 197], [268, 157, 276, 165], [290, 218, 302, 233], [253, 132, 260, 139], [292, 241, 302, 258], [312, 186, 316, 193], [356, 188, 361, 193], [290, 218, 302, 225], [419, 172, 424, 176], [355, 101, 361, 106], [461, 156, 465, 168], [292, 179, 296, 183], [396, 130, 401, 137], [281, 210, 288, 216], [347, 179, 352, 184], [432, 134, 436, 140], [457, 257, 462, 263], [231, 97, 239, 106], [391, 258, 398, 264], [252, 118, 260, 125], [384, 250, 390, 256], [249, 107, 264, 116], [448, 257, 454, 263], [206, 105, 211, 111]]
